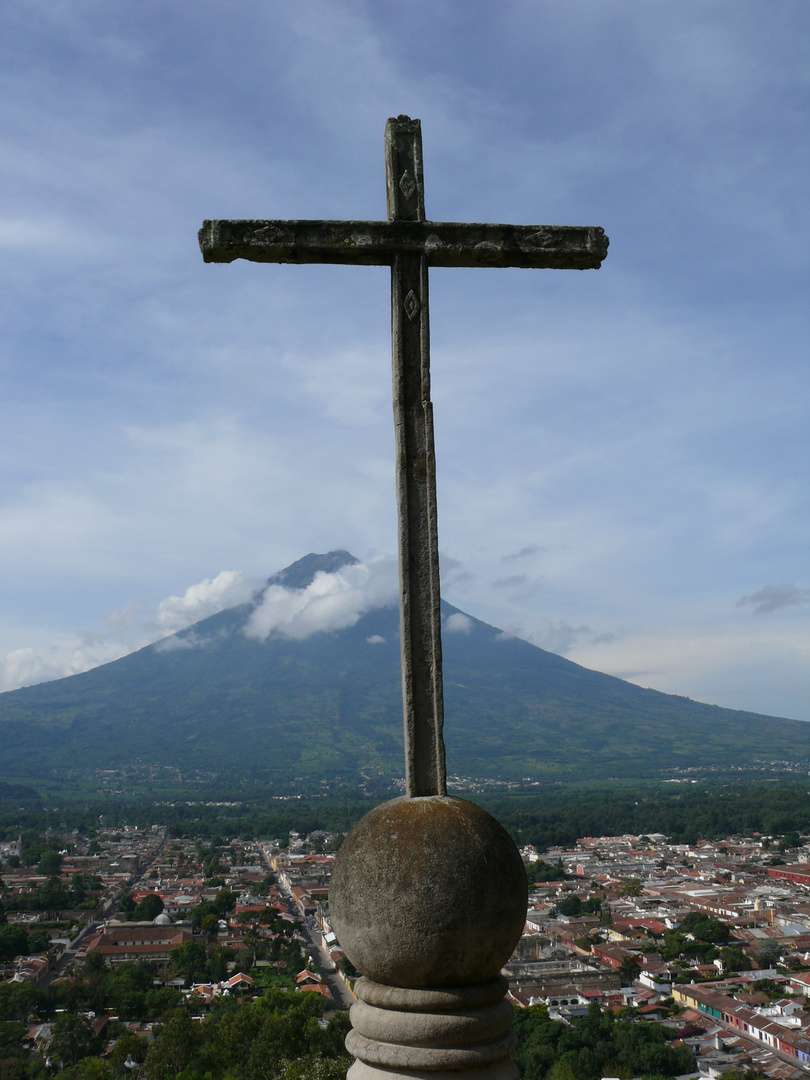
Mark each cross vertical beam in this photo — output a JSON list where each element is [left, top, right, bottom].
[[386, 116, 446, 798]]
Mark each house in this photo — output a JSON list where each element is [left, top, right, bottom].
[[81, 922, 191, 966], [768, 865, 810, 888], [295, 970, 322, 988]]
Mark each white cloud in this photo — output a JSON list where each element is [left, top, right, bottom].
[[366, 634, 386, 645], [244, 557, 397, 642], [154, 630, 225, 653], [0, 633, 136, 691], [1, 647, 74, 690], [445, 613, 473, 635], [155, 571, 260, 634], [492, 620, 590, 656], [0, 569, 261, 691], [530, 622, 591, 656]]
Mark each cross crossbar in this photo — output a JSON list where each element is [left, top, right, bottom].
[[199, 218, 607, 270], [199, 115, 608, 799]]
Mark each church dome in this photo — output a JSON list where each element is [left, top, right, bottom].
[[153, 912, 173, 925]]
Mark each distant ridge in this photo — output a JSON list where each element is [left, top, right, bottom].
[[0, 551, 807, 787]]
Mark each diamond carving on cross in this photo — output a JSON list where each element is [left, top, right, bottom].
[[199, 115, 608, 799]]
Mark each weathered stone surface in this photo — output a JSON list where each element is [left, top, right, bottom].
[[345, 976, 519, 1080], [330, 796, 528, 989], [347, 1060, 518, 1080], [198, 218, 608, 269], [386, 117, 445, 800], [346, 1030, 517, 1069], [350, 997, 514, 1047], [355, 976, 510, 1012]]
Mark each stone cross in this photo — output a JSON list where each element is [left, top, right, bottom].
[[199, 115, 608, 799]]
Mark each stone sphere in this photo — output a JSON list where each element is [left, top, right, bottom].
[[330, 795, 528, 989]]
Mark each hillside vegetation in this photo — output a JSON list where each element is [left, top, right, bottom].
[[1, 553, 807, 788]]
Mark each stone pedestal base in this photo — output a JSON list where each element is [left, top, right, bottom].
[[346, 975, 519, 1080], [331, 797, 527, 1079]]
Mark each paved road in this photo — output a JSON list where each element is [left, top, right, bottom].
[[299, 922, 355, 1011], [39, 918, 96, 987], [259, 844, 354, 1011], [302, 920, 354, 1010]]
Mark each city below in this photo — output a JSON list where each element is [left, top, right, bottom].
[[4, 821, 810, 1078]]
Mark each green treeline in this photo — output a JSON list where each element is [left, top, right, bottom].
[[514, 1001, 695, 1080], [0, 988, 351, 1080], [2, 783, 810, 850], [479, 783, 810, 848], [139, 994, 351, 1080], [0, 961, 182, 1027], [1, 987, 704, 1080], [0, 797, 378, 845]]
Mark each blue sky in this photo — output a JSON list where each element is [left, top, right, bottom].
[[1, 2, 808, 721]]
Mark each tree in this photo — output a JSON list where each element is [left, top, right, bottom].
[[753, 978, 784, 999], [0, 927, 28, 963], [109, 1032, 148, 1076], [619, 956, 641, 985], [214, 888, 237, 915], [619, 877, 643, 897], [84, 950, 107, 977], [119, 892, 136, 920], [133, 893, 163, 922], [514, 998, 696, 1080], [0, 983, 43, 1023], [75, 1058, 113, 1080], [80, 949, 111, 1013], [755, 941, 782, 968], [719, 946, 750, 973], [142, 1009, 201, 1080], [276, 1058, 354, 1080], [38, 851, 63, 878], [208, 946, 232, 983], [49, 1012, 95, 1068], [555, 895, 582, 917], [243, 928, 261, 962], [27, 928, 49, 954], [0, 1056, 27, 1080], [340, 955, 358, 978], [39, 878, 71, 919], [779, 831, 802, 851], [200, 912, 220, 938], [679, 912, 731, 945], [71, 873, 86, 904], [526, 860, 567, 886], [0, 1020, 25, 1059], [169, 940, 208, 984]]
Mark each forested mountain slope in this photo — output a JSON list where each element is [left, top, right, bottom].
[[1, 552, 806, 785]]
